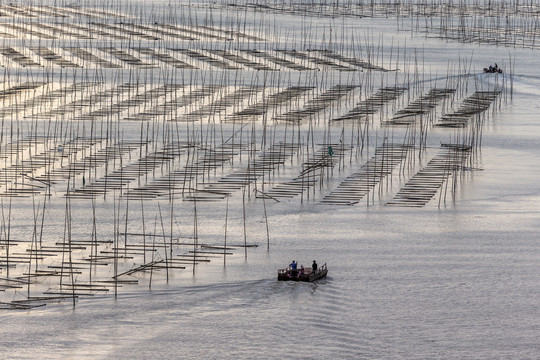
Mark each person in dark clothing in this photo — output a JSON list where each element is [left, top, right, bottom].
[[312, 260, 318, 272], [289, 260, 297, 270]]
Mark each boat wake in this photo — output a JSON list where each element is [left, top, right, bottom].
[[508, 75, 540, 96]]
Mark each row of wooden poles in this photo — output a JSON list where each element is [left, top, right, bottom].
[[0, 69, 507, 309], [0, 1, 401, 73], [208, 0, 540, 19], [396, 0, 540, 51], [0, 1, 512, 309]]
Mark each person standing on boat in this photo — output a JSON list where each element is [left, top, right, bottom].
[[289, 260, 298, 278], [312, 260, 318, 272]]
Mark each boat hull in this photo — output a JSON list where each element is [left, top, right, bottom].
[[277, 265, 328, 282]]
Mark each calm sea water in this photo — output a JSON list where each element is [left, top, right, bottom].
[[1, 3, 540, 360], [3, 199, 539, 359]]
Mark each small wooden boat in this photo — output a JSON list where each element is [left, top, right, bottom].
[[483, 67, 502, 74], [277, 263, 328, 282]]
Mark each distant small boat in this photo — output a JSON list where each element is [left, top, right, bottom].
[[483, 67, 502, 74], [277, 263, 328, 282]]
